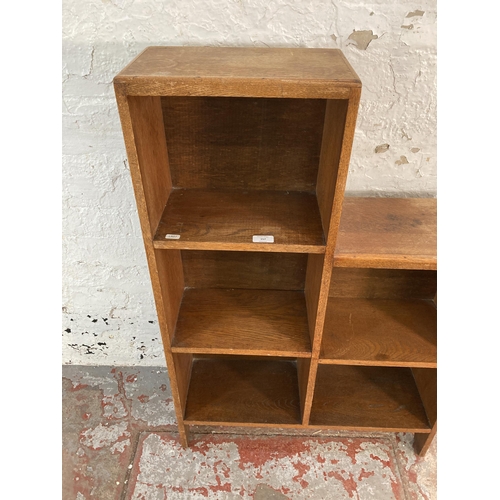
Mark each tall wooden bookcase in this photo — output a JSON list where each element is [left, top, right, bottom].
[[114, 46, 437, 456]]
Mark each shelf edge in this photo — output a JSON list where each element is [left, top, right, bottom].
[[317, 359, 437, 369], [172, 347, 312, 358], [334, 254, 437, 270], [153, 241, 326, 254]]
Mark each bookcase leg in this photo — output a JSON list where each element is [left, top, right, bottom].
[[179, 425, 190, 448], [413, 423, 437, 456]]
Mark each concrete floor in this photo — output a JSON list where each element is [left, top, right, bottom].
[[62, 366, 436, 500]]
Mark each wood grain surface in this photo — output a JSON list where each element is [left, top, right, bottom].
[[321, 89, 361, 250], [304, 254, 326, 344], [171, 352, 193, 415], [154, 189, 325, 253], [299, 89, 362, 425], [154, 249, 184, 341], [114, 87, 191, 445], [112, 48, 456, 444], [414, 426, 437, 456], [412, 368, 437, 425], [316, 99, 348, 235], [182, 250, 307, 290], [127, 96, 172, 235], [335, 197, 437, 270], [184, 357, 301, 425], [320, 298, 437, 367], [297, 358, 311, 423], [310, 365, 431, 432], [162, 97, 325, 192], [412, 368, 437, 455], [114, 46, 361, 98], [171, 289, 312, 357], [329, 268, 437, 299]]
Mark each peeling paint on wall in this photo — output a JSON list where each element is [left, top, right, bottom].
[[395, 156, 409, 166], [347, 30, 379, 50], [375, 144, 390, 154], [63, 312, 164, 365], [406, 10, 425, 18]]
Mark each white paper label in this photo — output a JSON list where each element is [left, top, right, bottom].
[[252, 235, 274, 243], [165, 234, 181, 240]]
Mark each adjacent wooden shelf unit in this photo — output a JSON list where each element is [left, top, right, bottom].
[[320, 298, 437, 368], [334, 197, 437, 270], [309, 365, 431, 432], [114, 46, 437, 456]]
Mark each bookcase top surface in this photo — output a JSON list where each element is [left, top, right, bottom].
[[114, 46, 361, 98], [335, 197, 437, 270]]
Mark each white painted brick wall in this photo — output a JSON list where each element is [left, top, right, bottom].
[[62, 0, 437, 366]]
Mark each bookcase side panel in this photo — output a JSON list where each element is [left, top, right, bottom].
[[412, 368, 437, 426], [316, 99, 348, 236], [114, 87, 189, 445], [412, 368, 437, 456], [127, 95, 173, 236], [322, 89, 362, 247]]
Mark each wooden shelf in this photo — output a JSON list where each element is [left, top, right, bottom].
[[171, 289, 312, 357], [154, 189, 325, 253], [184, 357, 301, 425], [115, 46, 437, 456], [335, 198, 437, 270], [320, 298, 437, 367], [310, 365, 431, 432]]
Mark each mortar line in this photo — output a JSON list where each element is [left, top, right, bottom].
[[389, 434, 412, 500], [120, 429, 182, 500], [120, 429, 144, 500]]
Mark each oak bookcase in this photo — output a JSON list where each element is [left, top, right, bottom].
[[114, 46, 437, 456]]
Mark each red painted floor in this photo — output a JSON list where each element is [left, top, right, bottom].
[[62, 366, 436, 500]]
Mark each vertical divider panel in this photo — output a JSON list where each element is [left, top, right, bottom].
[[304, 254, 325, 344], [114, 86, 190, 446], [302, 252, 328, 423], [297, 358, 311, 421], [302, 89, 362, 425]]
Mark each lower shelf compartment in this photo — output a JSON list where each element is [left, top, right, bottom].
[[309, 365, 431, 432], [184, 357, 302, 426], [320, 298, 437, 367], [172, 288, 312, 357]]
